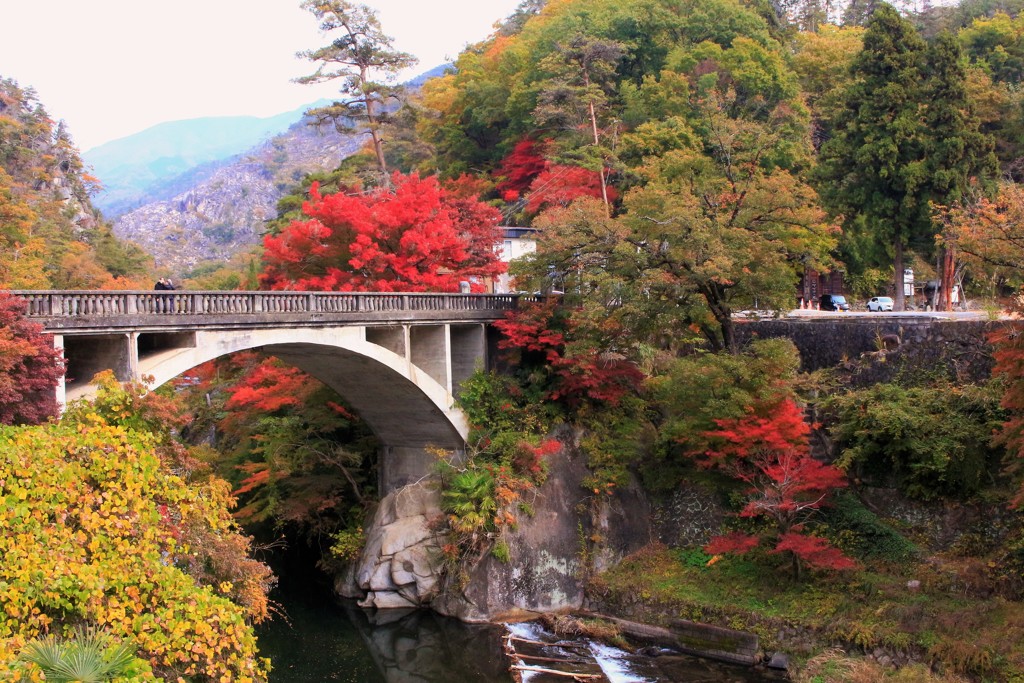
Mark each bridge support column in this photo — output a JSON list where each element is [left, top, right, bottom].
[[53, 334, 66, 411], [127, 332, 140, 382], [380, 445, 465, 492]]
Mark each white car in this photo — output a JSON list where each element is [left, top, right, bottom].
[[867, 296, 894, 312]]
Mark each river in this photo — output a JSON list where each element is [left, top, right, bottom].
[[256, 575, 789, 683]]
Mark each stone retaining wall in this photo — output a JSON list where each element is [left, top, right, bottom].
[[736, 318, 1006, 383]]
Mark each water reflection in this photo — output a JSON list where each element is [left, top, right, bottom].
[[348, 606, 512, 682], [257, 585, 511, 682], [257, 577, 786, 682]]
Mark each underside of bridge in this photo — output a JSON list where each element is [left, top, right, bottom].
[[269, 342, 466, 491], [55, 323, 492, 492]]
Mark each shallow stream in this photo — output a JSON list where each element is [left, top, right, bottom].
[[257, 577, 789, 682]]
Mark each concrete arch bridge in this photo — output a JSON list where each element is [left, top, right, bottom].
[[15, 290, 527, 490]]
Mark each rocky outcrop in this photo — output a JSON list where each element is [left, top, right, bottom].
[[341, 431, 653, 623], [338, 482, 447, 609], [433, 438, 650, 622]]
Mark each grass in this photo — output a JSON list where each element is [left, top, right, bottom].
[[590, 544, 1024, 681]]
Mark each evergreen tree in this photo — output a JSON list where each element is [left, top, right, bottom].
[[534, 33, 625, 217], [296, 0, 417, 187], [922, 31, 997, 309], [817, 4, 928, 310]]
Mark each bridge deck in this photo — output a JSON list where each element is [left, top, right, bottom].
[[13, 290, 527, 333]]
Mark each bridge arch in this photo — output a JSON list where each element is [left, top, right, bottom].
[[135, 326, 473, 490]]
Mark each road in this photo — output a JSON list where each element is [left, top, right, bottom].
[[734, 308, 1004, 321]]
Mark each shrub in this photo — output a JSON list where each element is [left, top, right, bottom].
[[828, 381, 1005, 501], [0, 420, 270, 681], [823, 492, 918, 564]]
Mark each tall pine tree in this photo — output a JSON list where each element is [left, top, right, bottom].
[[296, 1, 417, 187], [922, 31, 997, 310], [817, 4, 927, 311]]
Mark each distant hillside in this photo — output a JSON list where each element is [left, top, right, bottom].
[[111, 115, 362, 274], [100, 66, 448, 275], [85, 101, 329, 217]]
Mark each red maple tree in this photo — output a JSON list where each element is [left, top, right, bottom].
[[524, 165, 619, 215], [495, 138, 550, 199], [0, 291, 64, 424], [260, 172, 506, 292], [495, 298, 643, 407], [698, 398, 856, 579], [226, 360, 309, 414]]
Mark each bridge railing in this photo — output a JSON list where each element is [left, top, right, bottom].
[[12, 290, 526, 320]]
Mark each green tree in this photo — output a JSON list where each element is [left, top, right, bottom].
[[624, 95, 835, 351], [817, 4, 929, 311], [958, 11, 1024, 84], [922, 31, 998, 309], [296, 0, 417, 186], [791, 25, 865, 148]]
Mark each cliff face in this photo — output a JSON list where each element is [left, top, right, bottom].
[[111, 118, 362, 275]]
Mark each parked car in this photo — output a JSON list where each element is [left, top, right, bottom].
[[867, 296, 894, 312], [820, 294, 850, 311]]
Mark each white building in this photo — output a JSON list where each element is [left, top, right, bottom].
[[492, 227, 538, 293]]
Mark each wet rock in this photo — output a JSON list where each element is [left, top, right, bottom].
[[360, 590, 417, 609], [344, 482, 445, 608]]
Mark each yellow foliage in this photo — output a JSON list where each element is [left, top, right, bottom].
[[0, 421, 271, 681]]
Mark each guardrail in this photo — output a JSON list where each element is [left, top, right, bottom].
[[12, 290, 525, 319]]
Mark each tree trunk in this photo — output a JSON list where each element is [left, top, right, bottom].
[[939, 245, 954, 312], [893, 238, 906, 311], [362, 66, 391, 189], [587, 90, 611, 218]]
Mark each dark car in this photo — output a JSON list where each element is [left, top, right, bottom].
[[820, 294, 850, 311]]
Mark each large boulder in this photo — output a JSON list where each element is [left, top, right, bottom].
[[432, 431, 652, 622], [336, 482, 447, 609]]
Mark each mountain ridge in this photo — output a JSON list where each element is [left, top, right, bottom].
[[109, 113, 362, 275], [85, 100, 332, 216], [94, 64, 449, 276]]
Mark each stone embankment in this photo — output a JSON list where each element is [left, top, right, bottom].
[[738, 316, 1001, 381]]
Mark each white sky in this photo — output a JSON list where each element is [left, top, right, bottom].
[[0, 0, 523, 152]]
